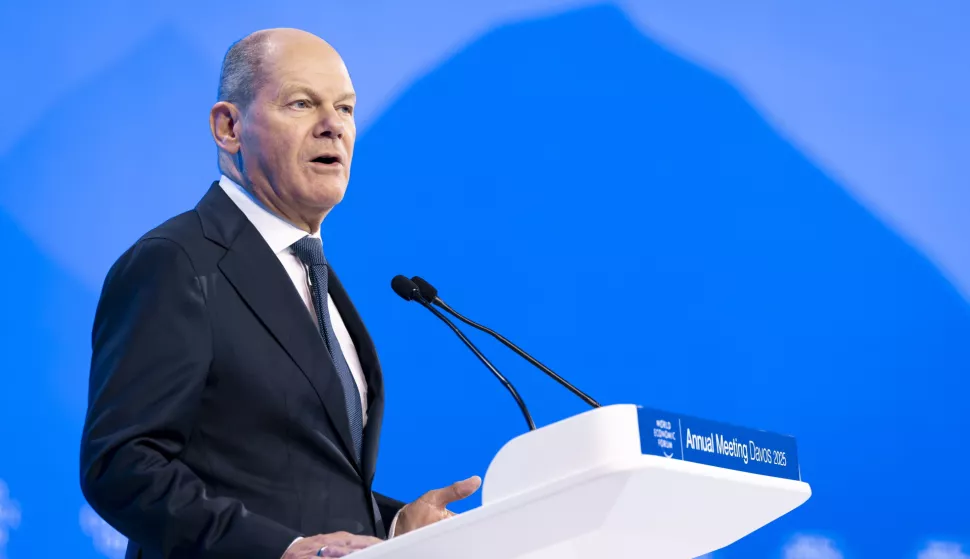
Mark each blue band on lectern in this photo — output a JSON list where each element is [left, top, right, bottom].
[[637, 406, 801, 481]]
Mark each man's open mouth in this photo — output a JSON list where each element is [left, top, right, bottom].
[[311, 155, 341, 165]]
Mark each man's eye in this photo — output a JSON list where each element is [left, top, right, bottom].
[[338, 105, 354, 115], [290, 100, 312, 109]]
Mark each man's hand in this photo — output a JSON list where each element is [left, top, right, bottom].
[[393, 476, 482, 537], [283, 532, 383, 558]]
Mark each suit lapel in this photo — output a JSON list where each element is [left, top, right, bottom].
[[329, 268, 385, 484], [197, 184, 362, 474]]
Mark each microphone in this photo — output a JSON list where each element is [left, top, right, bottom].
[[410, 276, 601, 409], [391, 275, 536, 431]]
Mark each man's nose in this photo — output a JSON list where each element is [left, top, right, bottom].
[[313, 109, 345, 139]]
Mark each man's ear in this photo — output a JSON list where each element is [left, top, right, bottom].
[[210, 101, 242, 154]]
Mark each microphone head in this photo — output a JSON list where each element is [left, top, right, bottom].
[[391, 275, 422, 302], [410, 276, 438, 302]]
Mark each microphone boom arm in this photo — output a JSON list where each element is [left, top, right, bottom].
[[418, 300, 537, 431], [433, 298, 601, 409]]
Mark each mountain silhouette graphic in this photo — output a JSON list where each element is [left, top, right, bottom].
[[327, 5, 970, 556], [0, 25, 218, 291]]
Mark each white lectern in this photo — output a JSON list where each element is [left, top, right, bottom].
[[357, 404, 811, 559]]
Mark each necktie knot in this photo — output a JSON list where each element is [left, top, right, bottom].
[[291, 236, 326, 267]]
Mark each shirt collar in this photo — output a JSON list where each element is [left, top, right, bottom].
[[219, 175, 320, 255]]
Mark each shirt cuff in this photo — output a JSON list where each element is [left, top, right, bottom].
[[282, 536, 303, 558], [387, 508, 404, 538]]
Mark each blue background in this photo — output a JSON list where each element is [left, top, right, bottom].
[[0, 2, 968, 558]]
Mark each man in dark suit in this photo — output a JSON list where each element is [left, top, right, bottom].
[[79, 28, 480, 559]]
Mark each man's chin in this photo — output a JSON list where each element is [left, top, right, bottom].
[[305, 181, 348, 210]]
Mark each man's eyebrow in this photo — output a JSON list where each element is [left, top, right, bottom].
[[279, 84, 321, 101], [335, 92, 357, 103]]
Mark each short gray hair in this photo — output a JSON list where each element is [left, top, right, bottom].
[[217, 32, 271, 109]]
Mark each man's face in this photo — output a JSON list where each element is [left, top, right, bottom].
[[238, 36, 356, 218]]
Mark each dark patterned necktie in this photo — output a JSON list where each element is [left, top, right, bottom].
[[290, 236, 363, 463]]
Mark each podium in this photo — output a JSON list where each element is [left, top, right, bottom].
[[359, 404, 811, 558]]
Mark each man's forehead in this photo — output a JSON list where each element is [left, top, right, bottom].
[[264, 56, 353, 91], [246, 31, 351, 97], [269, 68, 354, 94]]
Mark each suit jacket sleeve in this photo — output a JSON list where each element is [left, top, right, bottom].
[[374, 491, 406, 531], [80, 237, 300, 559]]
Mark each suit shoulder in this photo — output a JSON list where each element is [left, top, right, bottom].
[[140, 209, 206, 249], [105, 209, 219, 284]]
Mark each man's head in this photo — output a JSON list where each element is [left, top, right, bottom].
[[210, 29, 356, 232]]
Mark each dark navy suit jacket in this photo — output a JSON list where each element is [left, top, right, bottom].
[[80, 183, 403, 559]]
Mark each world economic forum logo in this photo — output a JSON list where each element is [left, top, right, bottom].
[[0, 479, 21, 559]]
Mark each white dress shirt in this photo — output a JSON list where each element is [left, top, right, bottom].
[[219, 175, 368, 424], [219, 176, 399, 551]]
